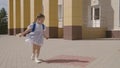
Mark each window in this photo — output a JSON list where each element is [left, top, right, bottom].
[[58, 5, 63, 22], [94, 8, 99, 20], [58, 5, 63, 28], [88, 6, 100, 27]]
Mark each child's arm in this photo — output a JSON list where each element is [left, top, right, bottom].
[[43, 31, 49, 39], [18, 28, 31, 37]]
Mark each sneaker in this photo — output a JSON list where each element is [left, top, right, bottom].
[[35, 57, 41, 63], [31, 54, 35, 60]]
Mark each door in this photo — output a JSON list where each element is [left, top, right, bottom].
[[91, 6, 100, 27]]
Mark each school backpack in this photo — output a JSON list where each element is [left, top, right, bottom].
[[32, 23, 45, 32]]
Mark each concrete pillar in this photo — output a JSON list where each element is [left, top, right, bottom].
[[31, 0, 42, 23], [13, 0, 21, 34], [8, 0, 14, 35], [63, 0, 83, 40], [106, 0, 120, 38], [21, 0, 31, 31], [43, 0, 58, 38]]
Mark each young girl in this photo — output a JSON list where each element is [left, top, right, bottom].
[[18, 13, 48, 63]]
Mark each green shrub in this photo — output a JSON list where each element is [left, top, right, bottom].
[[0, 8, 8, 34]]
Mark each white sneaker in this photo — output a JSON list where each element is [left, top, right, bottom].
[[31, 54, 35, 60], [35, 57, 41, 63]]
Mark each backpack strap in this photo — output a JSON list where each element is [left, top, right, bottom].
[[32, 23, 45, 32], [42, 24, 45, 30], [32, 23, 36, 32]]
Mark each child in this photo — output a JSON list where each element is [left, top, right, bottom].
[[18, 13, 48, 63]]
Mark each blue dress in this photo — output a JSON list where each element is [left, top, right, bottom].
[[25, 23, 46, 46]]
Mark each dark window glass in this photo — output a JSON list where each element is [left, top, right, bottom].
[[91, 7, 93, 20], [94, 8, 99, 20]]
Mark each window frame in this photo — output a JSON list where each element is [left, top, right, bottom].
[[88, 5, 101, 28]]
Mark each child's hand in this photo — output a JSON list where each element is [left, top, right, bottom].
[[17, 33, 23, 37], [46, 37, 49, 40]]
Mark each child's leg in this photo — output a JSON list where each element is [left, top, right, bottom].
[[34, 44, 41, 63], [31, 44, 36, 60], [36, 45, 41, 58], [33, 44, 36, 54]]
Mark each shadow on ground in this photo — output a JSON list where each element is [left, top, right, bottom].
[[40, 59, 89, 63]]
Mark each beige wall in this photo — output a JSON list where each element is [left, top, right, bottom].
[[100, 0, 120, 30], [43, 0, 58, 27], [14, 0, 21, 29], [82, 0, 107, 39], [111, 0, 120, 30], [99, 0, 113, 29], [82, 27, 106, 39], [63, 0, 72, 26], [9, 0, 120, 39], [8, 0, 14, 29], [21, 0, 31, 30], [64, 0, 83, 26], [72, 0, 83, 26], [30, 0, 42, 24]]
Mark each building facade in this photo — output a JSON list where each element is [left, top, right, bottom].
[[8, 0, 120, 40]]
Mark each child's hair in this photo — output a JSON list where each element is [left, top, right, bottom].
[[34, 13, 45, 22], [36, 13, 45, 19]]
